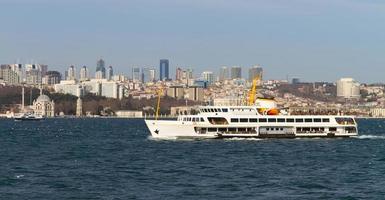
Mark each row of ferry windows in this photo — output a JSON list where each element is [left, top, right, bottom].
[[201, 108, 229, 113], [230, 118, 330, 123], [182, 117, 205, 122]]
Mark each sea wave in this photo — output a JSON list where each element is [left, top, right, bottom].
[[223, 137, 263, 141], [355, 135, 385, 139]]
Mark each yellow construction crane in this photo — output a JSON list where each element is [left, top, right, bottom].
[[155, 87, 163, 121], [248, 74, 261, 106]]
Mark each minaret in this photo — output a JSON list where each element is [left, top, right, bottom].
[[76, 97, 83, 117], [21, 85, 25, 111], [39, 84, 43, 95], [76, 86, 83, 117]]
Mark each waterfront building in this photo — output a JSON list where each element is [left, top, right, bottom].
[[115, 110, 143, 118], [80, 66, 88, 81], [159, 59, 169, 81], [96, 58, 106, 79], [230, 66, 242, 79], [370, 108, 385, 117], [336, 78, 360, 99], [201, 71, 214, 85], [54, 79, 124, 99], [219, 66, 229, 81], [248, 65, 263, 82], [33, 90, 55, 117]]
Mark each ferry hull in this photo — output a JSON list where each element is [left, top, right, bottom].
[[144, 119, 358, 139], [145, 120, 217, 139]]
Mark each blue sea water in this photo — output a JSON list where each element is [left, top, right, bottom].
[[0, 118, 385, 199]]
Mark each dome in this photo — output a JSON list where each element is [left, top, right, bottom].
[[36, 95, 51, 102]]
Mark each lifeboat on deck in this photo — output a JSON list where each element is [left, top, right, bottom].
[[255, 98, 280, 115]]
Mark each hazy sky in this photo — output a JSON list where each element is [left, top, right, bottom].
[[1, 0, 385, 82]]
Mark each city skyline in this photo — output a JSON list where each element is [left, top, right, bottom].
[[1, 0, 385, 82]]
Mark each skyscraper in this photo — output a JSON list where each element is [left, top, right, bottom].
[[159, 59, 169, 81], [67, 65, 75, 80], [230, 66, 242, 79], [176, 67, 183, 81], [96, 58, 106, 79], [132, 67, 141, 82], [219, 66, 229, 81], [149, 69, 156, 82], [25, 64, 43, 84], [107, 66, 113, 80], [80, 66, 88, 81], [0, 64, 21, 84], [201, 71, 214, 85], [142, 67, 156, 83], [43, 71, 62, 85], [248, 65, 263, 82]]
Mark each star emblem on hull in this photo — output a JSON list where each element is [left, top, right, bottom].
[[154, 129, 159, 134]]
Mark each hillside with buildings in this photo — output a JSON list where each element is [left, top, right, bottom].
[[2, 59, 385, 117]]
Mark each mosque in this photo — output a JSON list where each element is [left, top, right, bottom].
[[32, 89, 55, 117]]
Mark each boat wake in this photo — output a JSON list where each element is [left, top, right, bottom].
[[148, 136, 178, 141], [354, 135, 385, 140], [223, 137, 263, 141]]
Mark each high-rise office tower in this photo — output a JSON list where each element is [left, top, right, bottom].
[[230, 66, 242, 79], [219, 66, 229, 81], [336, 78, 361, 99], [80, 66, 88, 81], [142, 67, 156, 83], [159, 59, 169, 81], [25, 64, 43, 84], [248, 65, 263, 82], [0, 64, 21, 84], [132, 67, 141, 82], [96, 58, 106, 78], [43, 71, 62, 85], [67, 65, 76, 80], [176, 67, 183, 81], [39, 65, 48, 76], [201, 71, 214, 85], [107, 66, 113, 80], [149, 69, 156, 82]]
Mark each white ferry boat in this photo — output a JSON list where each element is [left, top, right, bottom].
[[145, 98, 358, 139], [146, 76, 358, 139]]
